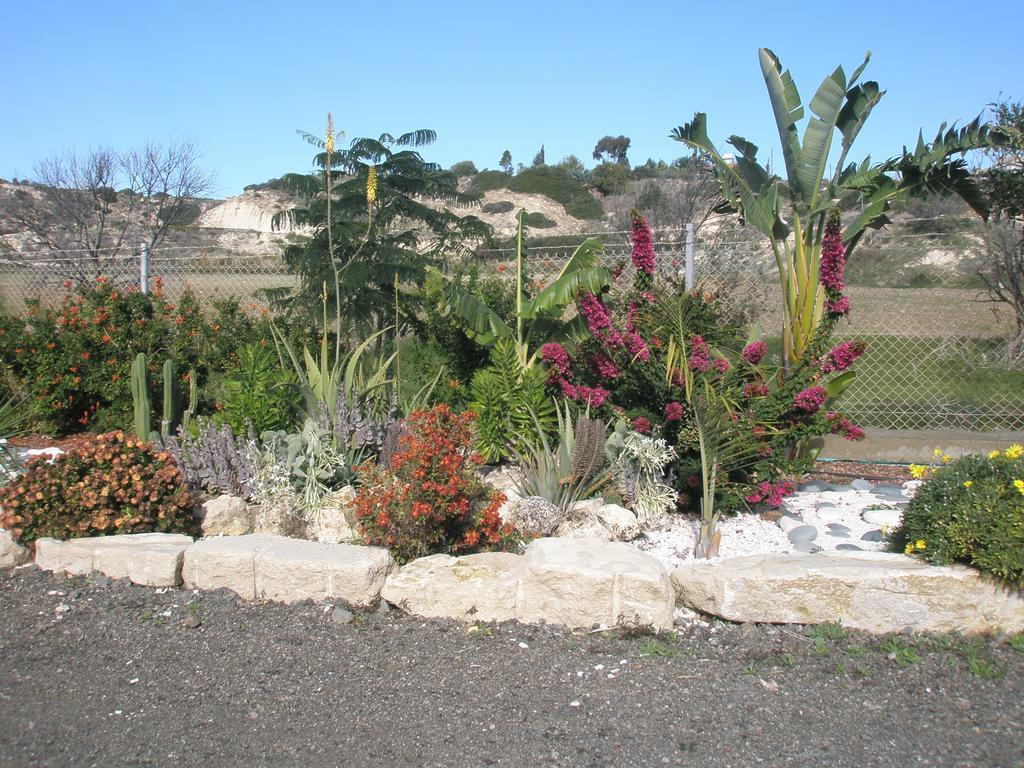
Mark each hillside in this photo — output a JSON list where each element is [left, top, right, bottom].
[[0, 171, 987, 286]]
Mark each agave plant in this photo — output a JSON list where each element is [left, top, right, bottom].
[[513, 401, 611, 513], [672, 48, 1003, 368], [426, 209, 612, 369]]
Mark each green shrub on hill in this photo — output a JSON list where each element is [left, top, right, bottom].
[[508, 166, 603, 220], [523, 212, 556, 228]]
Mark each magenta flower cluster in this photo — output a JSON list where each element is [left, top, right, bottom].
[[793, 385, 827, 413], [632, 416, 652, 434], [664, 402, 683, 422], [688, 335, 710, 372], [711, 358, 730, 374], [744, 480, 796, 508], [578, 292, 622, 347], [820, 340, 866, 374], [819, 211, 846, 294], [559, 379, 609, 408], [629, 210, 656, 277], [740, 341, 767, 365], [820, 209, 850, 318], [540, 342, 571, 382], [826, 412, 865, 441], [742, 381, 770, 398], [589, 354, 619, 379]]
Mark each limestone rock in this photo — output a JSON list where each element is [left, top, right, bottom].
[[508, 496, 563, 535], [35, 533, 194, 587], [496, 488, 522, 525], [519, 538, 674, 631], [200, 494, 252, 537], [310, 486, 358, 543], [479, 465, 522, 496], [555, 501, 639, 542], [182, 534, 395, 607], [671, 551, 1024, 634], [381, 552, 523, 622], [380, 537, 674, 631], [1, 529, 30, 568]]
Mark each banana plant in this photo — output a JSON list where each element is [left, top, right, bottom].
[[426, 209, 612, 369], [671, 48, 1002, 368]]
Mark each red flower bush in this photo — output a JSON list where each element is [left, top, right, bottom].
[[0, 431, 195, 544], [352, 405, 519, 563]]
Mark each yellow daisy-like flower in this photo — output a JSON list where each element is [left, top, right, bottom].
[[904, 542, 915, 555], [915, 540, 926, 551], [963, 480, 972, 488], [1005, 444, 1023, 460], [1014, 479, 1024, 496], [932, 448, 943, 458], [988, 450, 1000, 460], [941, 454, 952, 463], [908, 464, 928, 480]]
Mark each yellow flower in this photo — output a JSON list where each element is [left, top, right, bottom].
[[366, 165, 377, 206], [325, 112, 335, 155], [1005, 444, 1023, 460], [915, 540, 926, 551], [941, 454, 952, 463], [904, 543, 915, 555], [932, 448, 943, 458], [963, 480, 972, 488], [988, 450, 1000, 460], [909, 464, 927, 480], [1014, 479, 1024, 496]]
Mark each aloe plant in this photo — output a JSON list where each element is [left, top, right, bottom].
[[512, 401, 611, 513], [672, 48, 1002, 368]]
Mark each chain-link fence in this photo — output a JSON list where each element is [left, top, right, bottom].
[[2, 218, 1022, 432]]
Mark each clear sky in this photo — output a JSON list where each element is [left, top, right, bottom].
[[3, 0, 1022, 197]]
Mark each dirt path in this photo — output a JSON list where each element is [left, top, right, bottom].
[[1, 566, 1021, 767]]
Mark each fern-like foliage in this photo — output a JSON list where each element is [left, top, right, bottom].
[[469, 339, 555, 463]]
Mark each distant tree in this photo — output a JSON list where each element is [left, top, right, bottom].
[[450, 160, 479, 177], [591, 162, 630, 195], [3, 140, 213, 262], [978, 97, 1024, 362], [592, 135, 631, 165], [499, 150, 513, 175], [982, 99, 1024, 218], [532, 145, 546, 167], [556, 155, 589, 182]]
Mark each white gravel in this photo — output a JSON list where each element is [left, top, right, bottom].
[[633, 480, 920, 571]]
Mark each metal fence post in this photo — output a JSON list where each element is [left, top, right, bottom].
[[684, 222, 695, 288], [139, 242, 149, 294]]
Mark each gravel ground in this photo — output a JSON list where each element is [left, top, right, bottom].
[[2, 566, 1022, 768]]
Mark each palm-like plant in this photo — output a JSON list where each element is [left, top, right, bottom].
[[271, 122, 490, 344], [672, 48, 1002, 368], [656, 294, 769, 558]]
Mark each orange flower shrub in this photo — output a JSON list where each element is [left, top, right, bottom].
[[352, 405, 518, 563], [0, 431, 196, 544]]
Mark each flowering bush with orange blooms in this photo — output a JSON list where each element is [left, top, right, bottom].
[[352, 405, 519, 563], [0, 279, 291, 434], [0, 430, 196, 544]]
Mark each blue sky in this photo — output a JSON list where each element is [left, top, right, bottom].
[[3, 1, 1021, 197]]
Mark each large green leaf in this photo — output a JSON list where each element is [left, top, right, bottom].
[[672, 115, 786, 241], [522, 266, 611, 319], [799, 66, 847, 213], [759, 48, 806, 208], [833, 81, 884, 178], [424, 266, 512, 346]]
